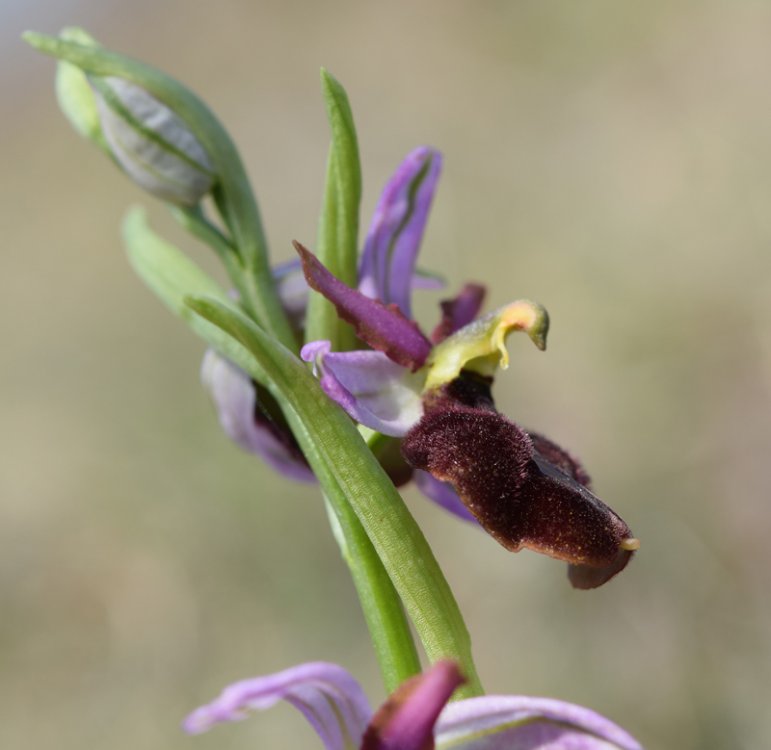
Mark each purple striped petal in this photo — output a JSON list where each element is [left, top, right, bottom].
[[296, 241, 432, 371], [183, 662, 372, 750], [413, 470, 478, 523], [201, 350, 315, 482], [362, 661, 465, 750], [301, 341, 424, 437], [435, 696, 642, 750], [359, 147, 442, 319]]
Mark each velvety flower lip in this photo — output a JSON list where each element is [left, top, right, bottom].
[[401, 374, 638, 589], [201, 350, 315, 482], [184, 660, 641, 750], [359, 146, 443, 319]]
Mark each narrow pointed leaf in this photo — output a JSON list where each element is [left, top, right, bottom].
[[306, 70, 362, 351]]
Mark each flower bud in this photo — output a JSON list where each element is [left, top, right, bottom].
[[54, 28, 106, 150], [89, 75, 216, 205]]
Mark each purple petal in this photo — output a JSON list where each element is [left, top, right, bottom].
[[273, 258, 310, 329], [411, 269, 446, 291], [183, 662, 372, 749], [301, 341, 424, 437], [413, 470, 478, 523], [296, 241, 432, 371], [201, 350, 315, 482], [431, 283, 487, 344], [362, 661, 465, 750], [435, 696, 642, 750], [359, 147, 443, 319]]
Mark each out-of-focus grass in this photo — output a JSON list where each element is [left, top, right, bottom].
[[3, 1, 770, 748]]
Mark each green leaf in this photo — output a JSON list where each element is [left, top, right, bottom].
[[122, 207, 261, 379], [305, 70, 362, 350], [186, 296, 483, 698]]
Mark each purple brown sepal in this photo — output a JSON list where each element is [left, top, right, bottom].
[[296, 241, 432, 371], [361, 661, 464, 750], [401, 374, 637, 589], [431, 283, 487, 344]]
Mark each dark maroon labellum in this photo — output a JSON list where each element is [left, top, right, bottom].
[[401, 373, 637, 589]]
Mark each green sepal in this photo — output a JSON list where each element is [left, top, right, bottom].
[[185, 295, 483, 698], [54, 27, 108, 152], [305, 70, 362, 351]]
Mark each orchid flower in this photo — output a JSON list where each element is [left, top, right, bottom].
[[184, 659, 641, 750], [201, 147, 445, 487], [203, 145, 638, 589]]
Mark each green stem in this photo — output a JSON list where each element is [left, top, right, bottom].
[[323, 494, 421, 693], [187, 297, 484, 697]]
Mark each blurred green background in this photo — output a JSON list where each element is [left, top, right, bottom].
[[3, 1, 771, 748]]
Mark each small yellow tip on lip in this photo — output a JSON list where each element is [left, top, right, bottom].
[[620, 537, 641, 551]]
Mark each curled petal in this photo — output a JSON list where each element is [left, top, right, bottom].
[[201, 350, 315, 482], [362, 661, 465, 750], [183, 661, 372, 750], [359, 147, 443, 318], [413, 470, 478, 523], [435, 695, 642, 750], [301, 341, 424, 437], [431, 283, 487, 344], [296, 242, 432, 371], [401, 377, 637, 588]]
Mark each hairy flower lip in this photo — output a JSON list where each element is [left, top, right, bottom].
[[401, 375, 637, 589]]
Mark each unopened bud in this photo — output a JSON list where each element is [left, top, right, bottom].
[[54, 28, 106, 150], [89, 76, 216, 205]]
